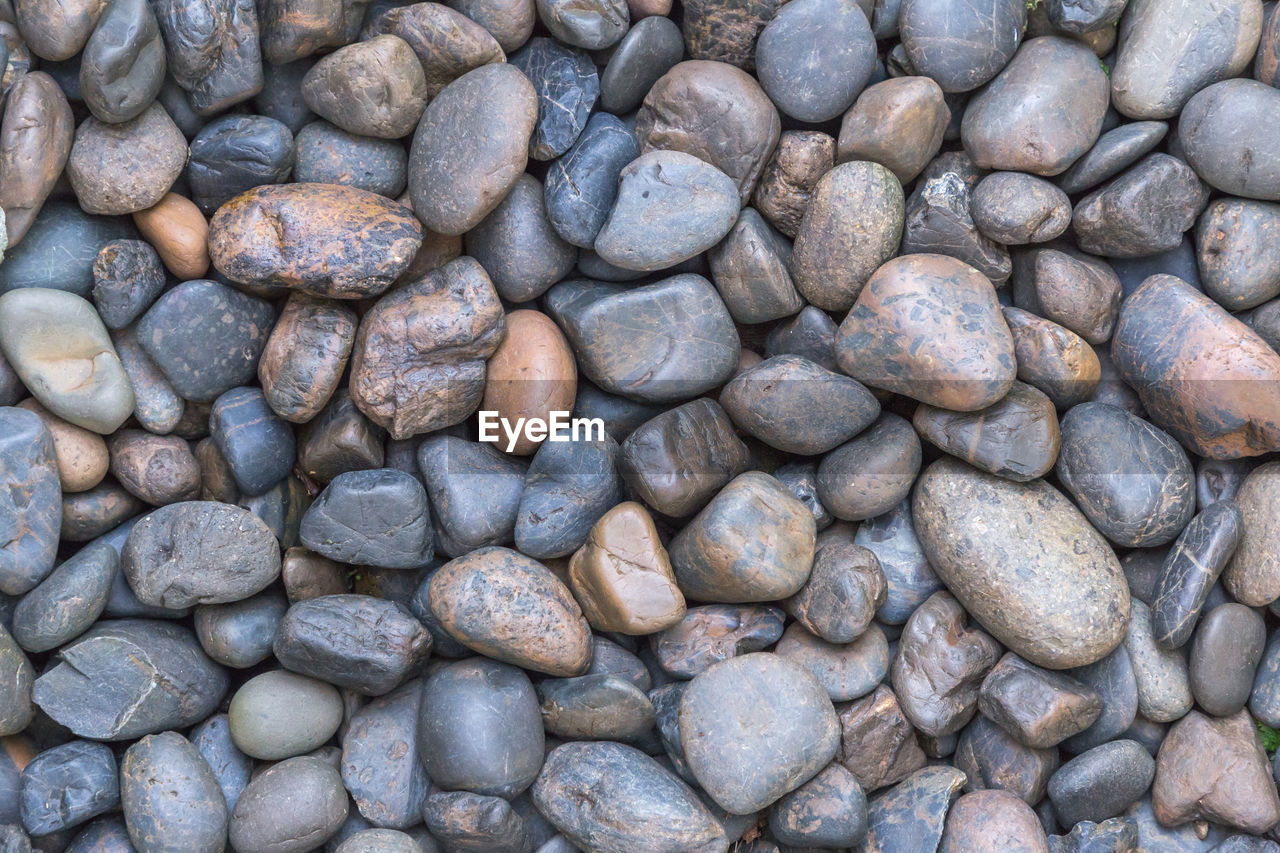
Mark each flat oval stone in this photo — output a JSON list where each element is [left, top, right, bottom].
[[65, 103, 186, 215], [32, 619, 228, 740], [1057, 120, 1169, 195], [209, 183, 423, 300], [340, 681, 429, 829], [300, 469, 432, 568], [1224, 463, 1280, 606], [187, 115, 295, 215], [1015, 247, 1122, 346], [961, 37, 1108, 176], [274, 595, 432, 695], [301, 35, 427, 139], [1111, 0, 1262, 120], [636, 60, 781, 204], [546, 276, 740, 405], [515, 436, 621, 560], [651, 604, 786, 678], [1151, 502, 1243, 649], [0, 73, 75, 248], [835, 253, 1016, 412], [838, 76, 948, 186], [1056, 403, 1194, 549], [229, 756, 348, 853], [914, 381, 1060, 483], [122, 501, 280, 608], [1073, 154, 1207, 258], [756, 0, 876, 122], [228, 670, 342, 760], [593, 150, 739, 272], [899, 0, 1024, 92], [78, 0, 165, 124], [1111, 274, 1280, 458], [599, 15, 683, 115], [790, 161, 905, 312], [0, 408, 60, 596], [971, 172, 1071, 245], [913, 457, 1130, 669], [817, 413, 922, 522], [1189, 602, 1264, 717], [680, 653, 840, 814], [863, 766, 967, 851], [670, 471, 816, 603], [979, 653, 1102, 749], [418, 657, 544, 798], [0, 289, 134, 434], [408, 63, 537, 236], [420, 791, 530, 852], [429, 547, 591, 676], [20, 740, 118, 836], [1124, 599, 1192, 723], [533, 741, 725, 853], [1196, 199, 1280, 311], [1048, 740, 1155, 827], [510, 37, 597, 161], [544, 113, 639, 249], [1180, 79, 1280, 200], [11, 542, 115, 653], [939, 789, 1047, 853], [121, 732, 227, 853], [567, 501, 685, 635], [536, 674, 655, 741], [258, 293, 357, 424], [136, 279, 276, 403]]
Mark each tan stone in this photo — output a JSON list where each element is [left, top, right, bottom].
[[132, 192, 209, 280], [16, 399, 109, 493]]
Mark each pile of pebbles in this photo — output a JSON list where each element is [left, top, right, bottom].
[[3, 0, 1280, 850]]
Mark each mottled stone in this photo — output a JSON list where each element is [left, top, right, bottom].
[[1073, 154, 1207, 258], [836, 253, 1016, 411], [1197, 199, 1280, 311], [902, 151, 1010, 283], [1225, 463, 1280, 607], [863, 766, 966, 853], [1124, 599, 1192, 723], [187, 115, 295, 215], [301, 35, 427, 139], [776, 621, 888, 702], [509, 37, 597, 161], [152, 0, 263, 115], [536, 0, 628, 49], [78, 0, 166, 124], [913, 381, 1060, 483], [972, 172, 1072, 245], [1151, 502, 1243, 649], [651, 605, 785, 678], [785, 542, 884, 644], [1179, 79, 1280, 201], [769, 762, 868, 849], [1015, 248, 1122, 346], [258, 293, 357, 424], [0, 73, 75, 248], [939, 789, 1048, 853], [837, 685, 927, 792], [368, 2, 504, 98], [752, 130, 835, 238], [707, 209, 801, 326], [955, 714, 1057, 805], [293, 121, 407, 197], [91, 240, 165, 331], [979, 653, 1102, 749], [681, 0, 785, 69], [65, 103, 186, 215]]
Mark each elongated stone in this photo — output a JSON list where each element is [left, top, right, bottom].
[[1151, 502, 1243, 649], [0, 408, 60, 596], [121, 732, 227, 853]]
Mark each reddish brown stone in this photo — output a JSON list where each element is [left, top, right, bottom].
[[836, 685, 927, 792], [1004, 307, 1101, 409], [837, 76, 948, 184], [751, 130, 835, 238]]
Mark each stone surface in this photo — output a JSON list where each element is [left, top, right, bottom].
[[768, 762, 868, 849], [300, 469, 432, 569], [78, 0, 165, 123], [369, 2, 504, 98], [20, 740, 118, 837], [510, 37, 598, 161], [229, 756, 348, 853], [651, 604, 786, 678], [838, 76, 948, 184], [340, 682, 429, 829], [1124, 599, 1193, 723], [785, 542, 884, 645], [543, 113, 639, 249], [301, 35, 427, 139], [514, 435, 620, 559], [187, 115, 295, 215], [863, 766, 966, 853], [467, 177, 576, 304], [979, 653, 1102, 749], [899, 0, 1025, 92], [707, 207, 803, 325], [913, 381, 1061, 483], [536, 0, 628, 49], [955, 714, 1057, 805], [1180, 79, 1280, 201], [836, 253, 1016, 412], [913, 458, 1130, 670], [971, 172, 1072, 245], [65, 104, 186, 215], [679, 653, 840, 814], [152, 0, 263, 116], [417, 436, 525, 555], [939, 789, 1048, 853], [599, 15, 684, 115], [11, 542, 115, 654], [1196, 199, 1280, 311], [1189, 603, 1264, 717], [756, 0, 877, 122], [1058, 120, 1169, 195], [1048, 740, 1155, 828], [817, 413, 922, 523], [753, 130, 836, 238], [0, 73, 75, 248], [1151, 502, 1243, 649], [903, 151, 1012, 284], [1073, 154, 1207, 258], [121, 732, 227, 853], [1225, 463, 1280, 607]]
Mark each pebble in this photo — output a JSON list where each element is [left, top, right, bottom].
[[939, 789, 1049, 853], [707, 208, 802, 325], [429, 547, 592, 676], [300, 469, 432, 569], [1063, 646, 1140, 754], [1057, 120, 1169, 194], [368, 3, 504, 99], [838, 76, 948, 184], [1073, 154, 1208, 258], [790, 161, 904, 312], [1151, 502, 1244, 649], [599, 16, 683, 115], [1189, 603, 1265, 717], [1225, 463, 1280, 607], [19, 740, 118, 837], [467, 177, 576, 303], [1056, 402, 1195, 549], [679, 653, 840, 814], [11, 542, 115, 654], [1196, 199, 1280, 310], [1047, 816, 1139, 853], [193, 592, 286, 669], [1124, 599, 1193, 723], [914, 457, 1130, 669], [228, 670, 342, 760], [835, 684, 927, 792], [514, 435, 620, 558], [0, 73, 74, 248], [301, 35, 427, 139], [537, 674, 655, 742], [904, 151, 1012, 284], [817, 413, 921, 522], [120, 732, 227, 853], [756, 0, 876, 122], [295, 392, 383, 482], [258, 294, 357, 424], [1048, 740, 1155, 828], [1153, 710, 1280, 834], [445, 0, 534, 53], [863, 765, 967, 852], [1111, 0, 1263, 120], [135, 279, 276, 403], [651, 604, 786, 678], [421, 790, 530, 853], [536, 0, 628, 49], [229, 756, 348, 853], [776, 622, 889, 702], [131, 193, 210, 281], [209, 183, 423, 300], [899, 0, 1025, 92], [768, 762, 868, 849], [417, 436, 526, 554], [0, 408, 60, 596], [954, 714, 1057, 805], [979, 653, 1103, 749], [1015, 248, 1122, 345], [187, 115, 295, 215], [753, 130, 836, 238], [785, 542, 885, 644], [273, 595, 431, 695], [16, 400, 109, 494], [408, 64, 537, 236], [293, 122, 407, 198], [543, 113, 639, 249], [65, 103, 186, 215], [1180, 79, 1280, 200], [91, 241, 164, 332], [972, 172, 1072, 245], [0, 203, 135, 298], [341, 682, 430, 829], [33, 620, 228, 740], [0, 289, 134, 435], [962, 37, 1109, 176], [510, 37, 598, 161], [153, 0, 262, 116], [1112, 275, 1280, 459]]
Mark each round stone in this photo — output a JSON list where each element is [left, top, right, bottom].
[[755, 0, 877, 122], [301, 35, 427, 139], [838, 76, 949, 184], [971, 172, 1072, 245], [1072, 154, 1207, 258], [121, 732, 228, 853], [1180, 79, 1280, 201], [228, 670, 343, 760], [65, 103, 186, 215], [300, 469, 433, 568], [900, 0, 1025, 92], [229, 756, 348, 853]]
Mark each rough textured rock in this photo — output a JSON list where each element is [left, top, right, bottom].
[[863, 766, 966, 853], [1224, 462, 1280, 607], [65, 103, 187, 215], [0, 407, 61, 596], [300, 469, 432, 569], [1073, 154, 1207, 258], [300, 35, 427, 139], [752, 130, 836, 238], [979, 653, 1103, 748], [913, 381, 1061, 483]]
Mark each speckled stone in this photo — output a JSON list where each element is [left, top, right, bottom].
[[863, 766, 967, 853]]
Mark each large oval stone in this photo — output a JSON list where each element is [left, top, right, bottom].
[[912, 457, 1130, 669], [408, 63, 537, 236], [121, 732, 228, 853], [961, 37, 1109, 176], [679, 652, 840, 814], [0, 288, 134, 434], [1111, 274, 1280, 458], [1111, 0, 1262, 120], [899, 0, 1025, 93], [122, 502, 281, 609], [429, 547, 592, 676], [1179, 79, 1280, 201], [835, 253, 1016, 412], [545, 275, 739, 404], [208, 183, 423, 299]]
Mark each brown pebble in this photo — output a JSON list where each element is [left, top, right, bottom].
[[836, 684, 928, 792], [258, 294, 358, 424], [479, 310, 577, 456], [108, 429, 202, 506], [281, 547, 349, 603], [837, 76, 949, 184], [16, 399, 109, 494], [751, 130, 836, 238], [131, 192, 210, 280], [939, 789, 1049, 853], [1004, 307, 1101, 409]]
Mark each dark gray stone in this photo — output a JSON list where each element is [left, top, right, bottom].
[[537, 674, 655, 742], [19, 742, 118, 836], [91, 240, 165, 330], [1151, 502, 1243, 650], [0, 202, 135, 298], [229, 756, 348, 853], [417, 436, 525, 558], [341, 682, 430, 829], [514, 436, 621, 560], [11, 542, 115, 654], [0, 408, 60, 596], [599, 15, 684, 115], [193, 592, 287, 669], [188, 114, 295, 214], [421, 791, 529, 853], [510, 37, 598, 161], [651, 605, 786, 679], [899, 0, 1025, 92], [152, 0, 264, 115], [301, 469, 433, 569], [190, 713, 252, 814], [854, 500, 942, 625], [863, 766, 966, 851], [293, 121, 407, 197], [1057, 121, 1169, 195], [1180, 80, 1280, 201], [817, 413, 922, 522], [543, 113, 639, 249], [1063, 645, 1139, 754], [78, 0, 166, 124], [121, 732, 227, 852], [210, 387, 296, 497], [1073, 154, 1208, 259], [464, 173, 575, 302], [756, 0, 876, 121], [1189, 603, 1265, 717], [1049, 740, 1154, 828]]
